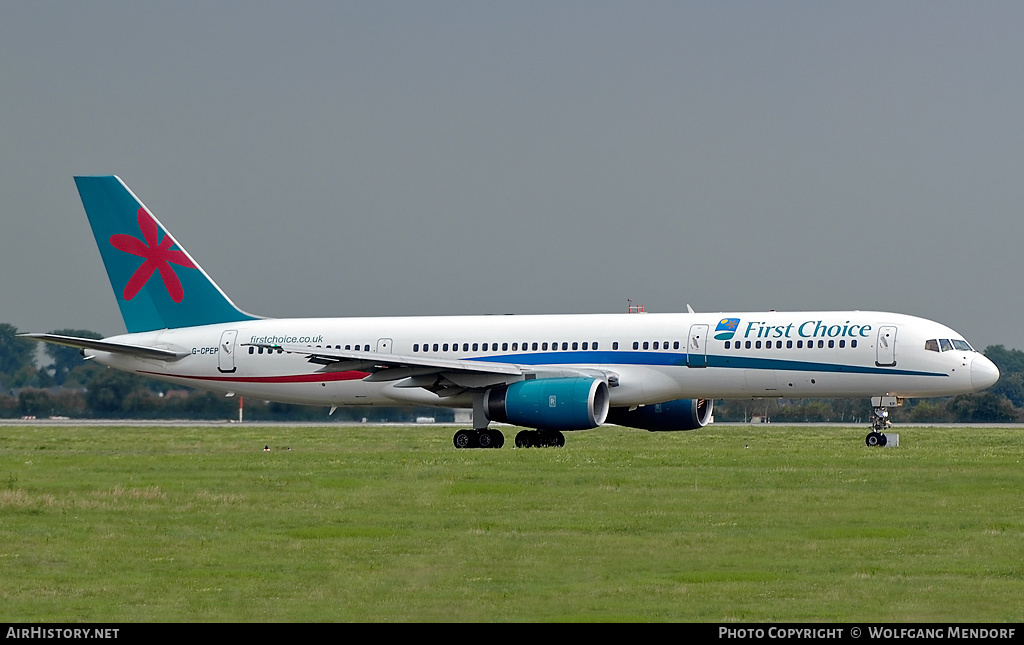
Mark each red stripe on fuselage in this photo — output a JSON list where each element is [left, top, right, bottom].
[[138, 370, 370, 384]]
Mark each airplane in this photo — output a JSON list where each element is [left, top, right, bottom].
[[22, 176, 1000, 449]]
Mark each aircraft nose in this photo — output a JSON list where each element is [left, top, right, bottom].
[[971, 356, 1000, 391]]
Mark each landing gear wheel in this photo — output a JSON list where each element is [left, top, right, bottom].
[[515, 430, 565, 448], [866, 432, 883, 447], [477, 430, 493, 449], [540, 430, 565, 447], [454, 430, 477, 449]]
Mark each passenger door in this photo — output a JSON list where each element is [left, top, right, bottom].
[[686, 324, 709, 367], [875, 326, 897, 367], [218, 330, 238, 373]]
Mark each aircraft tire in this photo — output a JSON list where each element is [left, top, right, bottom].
[[515, 430, 534, 448], [865, 432, 880, 447], [478, 430, 494, 449], [454, 430, 477, 449], [546, 430, 565, 447]]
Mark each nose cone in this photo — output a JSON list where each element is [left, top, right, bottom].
[[971, 356, 1000, 391]]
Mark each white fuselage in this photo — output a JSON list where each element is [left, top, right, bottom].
[[88, 310, 998, 410]]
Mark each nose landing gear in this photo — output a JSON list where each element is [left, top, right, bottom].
[[866, 396, 901, 447]]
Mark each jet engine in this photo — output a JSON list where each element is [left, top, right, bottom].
[[606, 398, 714, 431], [484, 377, 610, 431]]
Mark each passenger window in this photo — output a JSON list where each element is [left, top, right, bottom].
[[532, 342, 538, 351], [512, 343, 518, 351], [433, 344, 439, 352], [582, 342, 588, 350], [561, 342, 568, 350], [828, 340, 834, 348], [643, 341, 649, 350], [572, 342, 579, 350], [593, 342, 599, 350], [633, 342, 639, 350], [725, 341, 731, 349], [413, 344, 419, 352], [756, 341, 762, 349], [851, 340, 857, 348], [653, 341, 659, 350], [817, 340, 824, 348], [674, 341, 680, 350], [839, 340, 845, 348], [787, 340, 793, 348], [472, 343, 478, 351], [502, 343, 508, 351], [612, 342, 618, 350], [542, 342, 548, 351], [248, 347, 254, 354], [745, 341, 751, 349]]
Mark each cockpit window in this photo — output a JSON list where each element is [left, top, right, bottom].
[[926, 338, 976, 352]]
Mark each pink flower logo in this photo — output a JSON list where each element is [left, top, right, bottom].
[[110, 208, 196, 303]]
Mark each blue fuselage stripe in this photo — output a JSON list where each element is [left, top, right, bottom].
[[464, 351, 946, 378]]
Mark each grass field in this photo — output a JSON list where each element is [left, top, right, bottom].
[[1, 422, 1022, 622]]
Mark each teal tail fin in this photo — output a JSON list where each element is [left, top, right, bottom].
[[74, 175, 259, 333]]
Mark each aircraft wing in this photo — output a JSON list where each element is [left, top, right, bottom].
[[19, 333, 187, 361], [249, 343, 619, 393], [247, 343, 523, 378]]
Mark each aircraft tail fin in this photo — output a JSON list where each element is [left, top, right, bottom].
[[74, 175, 259, 333]]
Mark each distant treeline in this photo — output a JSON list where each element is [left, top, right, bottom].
[[1, 323, 1020, 423]]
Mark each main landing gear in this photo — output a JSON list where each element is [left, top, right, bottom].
[[451, 428, 567, 449], [514, 430, 565, 448], [453, 429, 505, 449]]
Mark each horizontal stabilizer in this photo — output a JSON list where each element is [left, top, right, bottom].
[[19, 333, 185, 361]]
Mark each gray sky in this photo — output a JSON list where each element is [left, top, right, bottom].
[[2, 2, 1021, 349]]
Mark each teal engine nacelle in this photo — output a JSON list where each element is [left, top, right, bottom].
[[484, 377, 610, 431], [606, 398, 714, 431]]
